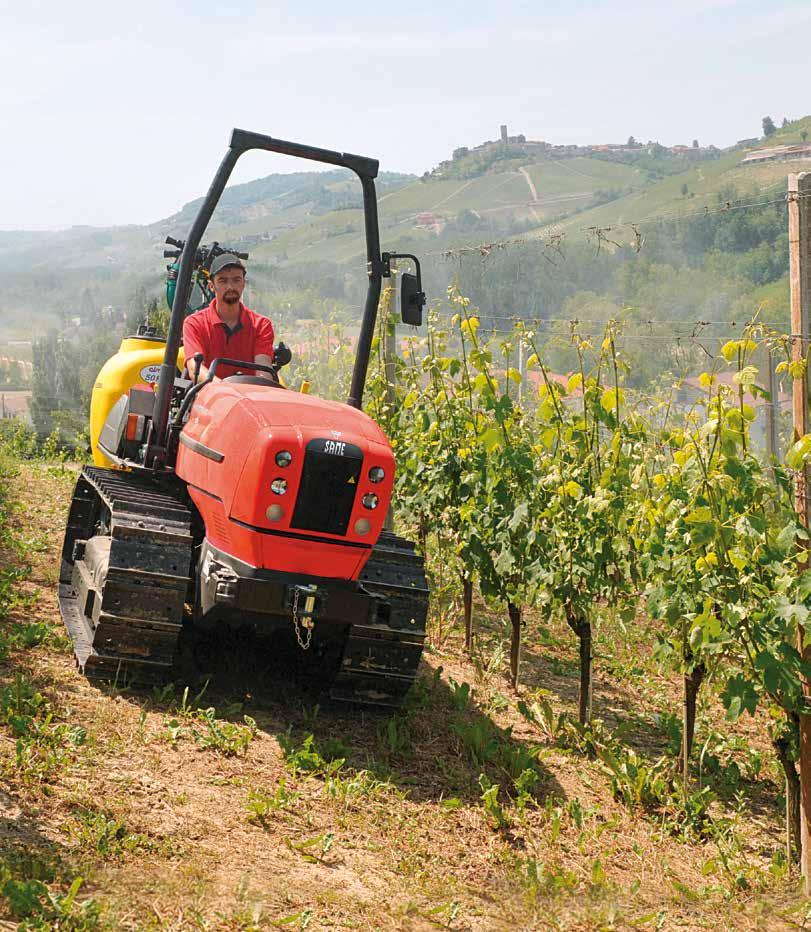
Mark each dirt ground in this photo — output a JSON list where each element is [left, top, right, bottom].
[[0, 461, 809, 931]]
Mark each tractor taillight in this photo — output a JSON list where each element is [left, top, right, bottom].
[[275, 450, 293, 468], [369, 466, 385, 483], [126, 414, 146, 442], [361, 493, 379, 510]]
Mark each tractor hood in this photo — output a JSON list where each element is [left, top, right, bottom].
[[175, 381, 395, 578]]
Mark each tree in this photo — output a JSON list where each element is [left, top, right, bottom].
[[762, 116, 777, 137], [782, 117, 790, 128], [627, 136, 637, 147], [681, 183, 689, 197], [452, 147, 469, 161], [802, 130, 808, 143], [692, 139, 699, 148], [30, 333, 82, 438]]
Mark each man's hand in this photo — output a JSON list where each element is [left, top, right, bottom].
[[190, 362, 220, 384]]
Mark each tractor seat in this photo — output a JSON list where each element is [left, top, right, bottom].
[[223, 374, 283, 388]]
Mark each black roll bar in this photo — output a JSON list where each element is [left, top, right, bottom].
[[148, 128, 383, 467]]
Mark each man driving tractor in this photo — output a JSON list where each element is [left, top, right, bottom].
[[182, 253, 275, 381]]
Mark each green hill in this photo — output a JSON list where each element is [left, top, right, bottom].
[[2, 115, 811, 338]]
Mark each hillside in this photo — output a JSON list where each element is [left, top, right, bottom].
[[2, 115, 811, 337]]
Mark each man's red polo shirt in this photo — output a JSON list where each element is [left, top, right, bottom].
[[182, 301, 275, 379]]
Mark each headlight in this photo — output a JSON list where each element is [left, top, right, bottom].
[[271, 478, 288, 495], [361, 493, 378, 510], [368, 466, 385, 483], [275, 450, 293, 468], [354, 518, 371, 535]]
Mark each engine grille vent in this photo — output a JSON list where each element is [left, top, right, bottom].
[[290, 439, 363, 536]]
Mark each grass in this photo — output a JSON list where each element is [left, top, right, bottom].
[[0, 454, 808, 928]]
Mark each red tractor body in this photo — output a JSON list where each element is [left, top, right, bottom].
[[175, 383, 395, 579]]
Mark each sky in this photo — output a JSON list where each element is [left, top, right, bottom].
[[0, 0, 808, 231]]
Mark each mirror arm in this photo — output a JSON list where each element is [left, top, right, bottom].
[[381, 251, 422, 286]]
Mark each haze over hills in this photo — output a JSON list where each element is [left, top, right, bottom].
[[2, 114, 810, 338]]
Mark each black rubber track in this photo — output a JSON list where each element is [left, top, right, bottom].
[[59, 466, 193, 685]]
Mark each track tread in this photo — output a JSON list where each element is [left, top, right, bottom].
[[331, 531, 429, 707], [59, 466, 192, 685]]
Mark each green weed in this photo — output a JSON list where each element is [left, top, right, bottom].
[[598, 744, 672, 810], [272, 907, 313, 930], [0, 871, 103, 930], [519, 858, 579, 901], [323, 769, 398, 805], [517, 695, 566, 741], [160, 700, 256, 756], [514, 768, 539, 812], [191, 708, 257, 757], [67, 808, 153, 858], [0, 674, 87, 785], [285, 832, 337, 865], [452, 715, 539, 786], [478, 773, 509, 829], [377, 715, 411, 757], [278, 732, 345, 776], [245, 778, 300, 824], [447, 677, 473, 711]]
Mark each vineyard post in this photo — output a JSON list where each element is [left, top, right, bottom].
[[766, 348, 778, 469], [789, 171, 811, 890], [518, 339, 524, 406], [384, 259, 397, 409]]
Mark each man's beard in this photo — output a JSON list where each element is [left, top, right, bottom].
[[222, 291, 240, 305]]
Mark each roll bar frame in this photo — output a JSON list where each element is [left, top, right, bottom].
[[146, 128, 385, 468]]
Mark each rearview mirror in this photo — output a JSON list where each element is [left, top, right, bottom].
[[400, 272, 425, 326]]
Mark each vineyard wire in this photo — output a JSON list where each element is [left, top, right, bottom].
[[431, 182, 796, 263]]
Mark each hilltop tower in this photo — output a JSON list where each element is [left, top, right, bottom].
[[500, 124, 508, 145]]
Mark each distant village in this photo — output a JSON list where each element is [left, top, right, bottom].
[[740, 143, 811, 165], [431, 124, 722, 177], [432, 124, 811, 176]]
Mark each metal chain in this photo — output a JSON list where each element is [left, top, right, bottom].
[[291, 588, 314, 651]]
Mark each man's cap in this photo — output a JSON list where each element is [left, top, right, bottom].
[[210, 253, 247, 278]]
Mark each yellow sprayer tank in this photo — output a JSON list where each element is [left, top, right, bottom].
[[90, 335, 184, 467]]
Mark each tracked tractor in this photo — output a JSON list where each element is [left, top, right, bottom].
[[59, 129, 429, 706]]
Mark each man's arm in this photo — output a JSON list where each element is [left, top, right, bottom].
[[183, 318, 219, 383], [253, 316, 276, 381]]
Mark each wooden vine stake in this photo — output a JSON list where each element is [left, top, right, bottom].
[[463, 576, 474, 652], [789, 171, 811, 891]]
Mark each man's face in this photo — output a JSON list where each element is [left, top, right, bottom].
[[212, 267, 246, 307]]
